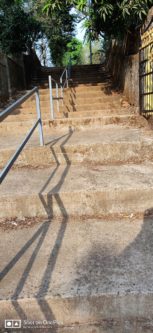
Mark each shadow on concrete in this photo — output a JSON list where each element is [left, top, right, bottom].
[[0, 128, 73, 332], [36, 128, 73, 324], [66, 209, 153, 332], [1, 206, 153, 331], [65, 78, 120, 114], [39, 127, 73, 218]]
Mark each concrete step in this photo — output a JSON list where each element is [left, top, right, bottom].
[[67, 83, 110, 90], [16, 102, 121, 112], [0, 216, 153, 330], [32, 77, 109, 86], [1, 163, 153, 219], [2, 105, 128, 122], [2, 109, 131, 122], [62, 109, 132, 118], [22, 95, 50, 103], [65, 95, 121, 104], [64, 86, 118, 99], [69, 79, 110, 86], [1, 127, 153, 169], [5, 102, 122, 118], [2, 111, 64, 122], [48, 114, 147, 131], [62, 103, 121, 112], [39, 83, 109, 92], [21, 95, 121, 107], [67, 84, 122, 97], [0, 114, 148, 135], [33, 81, 111, 89]]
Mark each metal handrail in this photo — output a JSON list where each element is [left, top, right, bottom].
[[60, 67, 67, 80], [60, 67, 69, 99], [49, 75, 62, 120], [48, 66, 71, 119], [0, 87, 44, 184]]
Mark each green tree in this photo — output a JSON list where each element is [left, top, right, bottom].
[[31, 0, 76, 66], [43, 0, 153, 39], [0, 0, 42, 55], [42, 0, 152, 59], [62, 38, 83, 65], [47, 5, 75, 66]]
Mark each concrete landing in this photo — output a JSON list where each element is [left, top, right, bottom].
[[1, 163, 153, 219], [1, 217, 153, 330]]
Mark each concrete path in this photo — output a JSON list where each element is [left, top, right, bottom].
[[1, 217, 153, 331]]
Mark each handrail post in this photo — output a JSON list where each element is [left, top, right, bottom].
[[56, 83, 60, 112], [60, 77, 63, 99], [60, 77, 64, 106], [66, 69, 68, 88], [49, 75, 54, 120], [35, 90, 44, 146]]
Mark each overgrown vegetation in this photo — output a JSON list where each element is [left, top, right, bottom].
[[0, 0, 42, 54], [43, 0, 152, 37], [43, 0, 152, 42], [32, 0, 75, 66], [62, 38, 83, 65], [0, 0, 152, 64], [0, 0, 76, 66]]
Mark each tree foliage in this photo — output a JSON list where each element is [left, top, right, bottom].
[[0, 0, 152, 62], [43, 0, 153, 39], [62, 38, 83, 65], [46, 5, 75, 66], [29, 0, 76, 66], [89, 0, 153, 39], [0, 0, 42, 54]]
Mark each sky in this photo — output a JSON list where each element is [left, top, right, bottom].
[[76, 21, 86, 42], [71, 7, 86, 43]]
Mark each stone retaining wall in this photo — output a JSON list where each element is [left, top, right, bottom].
[[0, 55, 9, 104], [0, 54, 26, 104], [106, 40, 139, 109]]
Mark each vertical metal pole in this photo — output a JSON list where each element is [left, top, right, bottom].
[[49, 75, 54, 120], [56, 83, 60, 113], [66, 69, 68, 88], [35, 90, 44, 146], [60, 77, 64, 106], [60, 77, 63, 98]]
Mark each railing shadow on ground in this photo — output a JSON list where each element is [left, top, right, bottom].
[[1, 200, 153, 331], [1, 207, 153, 332], [37, 127, 73, 324], [67, 208, 153, 332], [66, 77, 115, 112], [64, 93, 77, 113], [0, 127, 73, 332]]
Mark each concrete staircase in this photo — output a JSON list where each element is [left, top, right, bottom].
[[1, 65, 153, 332], [31, 64, 109, 87]]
